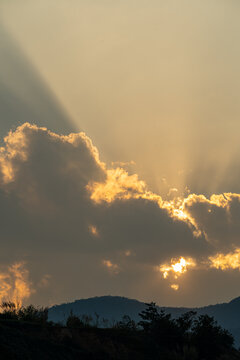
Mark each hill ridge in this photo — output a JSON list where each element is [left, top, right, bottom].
[[48, 295, 240, 346]]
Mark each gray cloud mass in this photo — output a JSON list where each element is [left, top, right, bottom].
[[0, 123, 240, 307]]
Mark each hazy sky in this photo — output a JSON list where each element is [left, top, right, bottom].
[[1, 0, 240, 307]]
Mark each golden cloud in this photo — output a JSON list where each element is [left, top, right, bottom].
[[156, 257, 196, 290], [89, 225, 99, 237], [102, 259, 120, 274], [171, 284, 179, 291], [87, 167, 147, 203], [0, 262, 32, 307], [209, 248, 240, 270], [157, 256, 196, 280]]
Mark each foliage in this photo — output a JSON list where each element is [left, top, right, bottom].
[[138, 302, 235, 359], [0, 301, 48, 324], [115, 315, 137, 330], [0, 300, 238, 359], [66, 311, 93, 328], [66, 311, 85, 328], [192, 314, 234, 360]]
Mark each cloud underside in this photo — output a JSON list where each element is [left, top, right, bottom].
[[0, 123, 240, 305]]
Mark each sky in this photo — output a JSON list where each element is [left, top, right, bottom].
[[0, 0, 240, 307]]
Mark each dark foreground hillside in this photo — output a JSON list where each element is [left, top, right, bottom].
[[0, 320, 145, 360], [1, 302, 240, 360], [1, 319, 240, 360]]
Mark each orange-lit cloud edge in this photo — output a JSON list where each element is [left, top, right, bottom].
[[1, 123, 240, 302]]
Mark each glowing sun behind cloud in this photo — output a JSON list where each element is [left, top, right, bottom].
[[157, 257, 196, 290]]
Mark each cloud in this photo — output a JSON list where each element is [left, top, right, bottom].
[[209, 248, 240, 271], [102, 259, 120, 275], [183, 193, 240, 251], [170, 284, 179, 291], [157, 257, 196, 279], [0, 123, 106, 252], [0, 262, 32, 307], [87, 167, 147, 203], [1, 123, 240, 306]]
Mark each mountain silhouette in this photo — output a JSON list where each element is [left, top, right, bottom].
[[49, 295, 240, 346]]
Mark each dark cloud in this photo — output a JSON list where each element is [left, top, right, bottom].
[[95, 198, 208, 263], [184, 193, 240, 252], [0, 124, 105, 253], [0, 123, 240, 306]]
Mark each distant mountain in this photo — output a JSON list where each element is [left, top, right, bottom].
[[48, 295, 240, 346], [49, 296, 146, 325]]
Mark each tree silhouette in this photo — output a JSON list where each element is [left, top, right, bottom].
[[192, 314, 234, 360], [138, 303, 235, 359], [115, 315, 137, 331], [0, 302, 48, 324], [139, 302, 182, 352]]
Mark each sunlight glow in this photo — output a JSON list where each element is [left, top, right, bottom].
[[171, 284, 179, 291], [157, 256, 196, 290], [158, 257, 196, 279], [89, 225, 99, 237], [102, 260, 120, 274], [162, 198, 190, 222]]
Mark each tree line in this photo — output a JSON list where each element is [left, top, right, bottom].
[[0, 301, 239, 359]]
